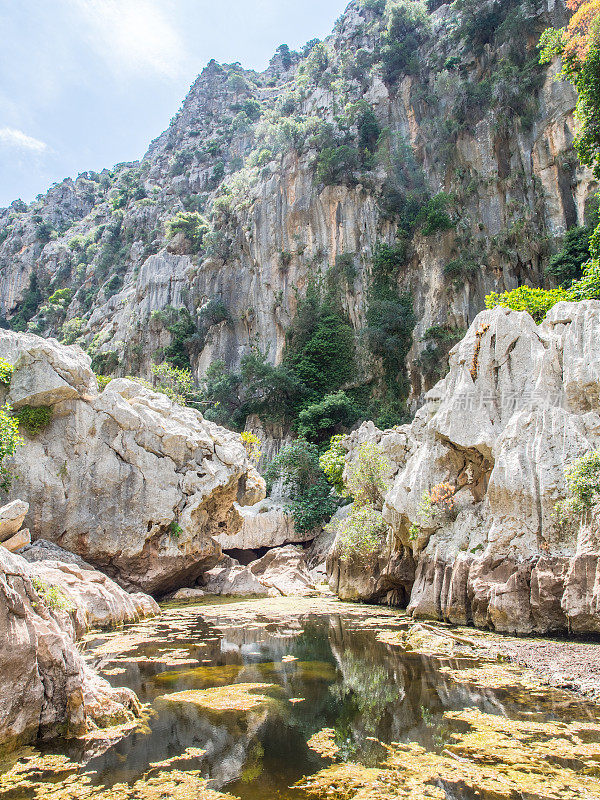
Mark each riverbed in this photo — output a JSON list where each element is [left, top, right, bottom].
[[2, 596, 600, 799]]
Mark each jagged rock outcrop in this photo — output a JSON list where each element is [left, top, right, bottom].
[[0, 546, 141, 751], [0, 331, 265, 595], [328, 301, 600, 634], [213, 499, 306, 551], [0, 498, 31, 551]]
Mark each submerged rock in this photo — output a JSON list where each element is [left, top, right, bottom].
[[0, 547, 141, 751], [0, 330, 265, 594], [328, 302, 600, 634]]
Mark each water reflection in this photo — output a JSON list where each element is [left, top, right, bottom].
[[7, 604, 600, 800]]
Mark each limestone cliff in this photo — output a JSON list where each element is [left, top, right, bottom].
[[328, 300, 600, 634], [0, 0, 594, 417]]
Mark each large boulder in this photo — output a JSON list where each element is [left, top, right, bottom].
[[0, 547, 141, 751], [201, 545, 317, 596], [0, 331, 265, 594], [327, 302, 600, 634], [213, 499, 307, 551]]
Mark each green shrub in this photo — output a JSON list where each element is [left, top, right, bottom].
[[151, 363, 196, 405], [95, 374, 113, 391], [331, 504, 389, 562], [30, 578, 74, 612], [345, 442, 391, 509], [284, 283, 358, 401], [265, 439, 338, 534], [48, 288, 72, 306], [379, 0, 429, 82], [166, 211, 209, 253], [14, 405, 52, 436], [485, 285, 573, 323], [162, 307, 196, 369], [169, 521, 183, 539], [0, 404, 23, 491], [10, 272, 43, 332], [316, 145, 360, 185], [418, 193, 454, 236], [0, 358, 13, 386], [555, 450, 600, 522], [60, 317, 84, 345], [297, 390, 361, 444], [319, 434, 347, 495]]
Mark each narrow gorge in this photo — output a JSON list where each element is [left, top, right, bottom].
[[3, 0, 600, 798]]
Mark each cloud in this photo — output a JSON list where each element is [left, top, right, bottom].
[[0, 127, 47, 152], [69, 0, 192, 80]]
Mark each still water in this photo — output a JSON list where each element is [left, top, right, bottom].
[[4, 598, 600, 799]]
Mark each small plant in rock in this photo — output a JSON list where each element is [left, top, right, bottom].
[[554, 450, 600, 522], [241, 431, 262, 465], [30, 577, 74, 612], [0, 358, 13, 386], [169, 521, 183, 539], [95, 374, 113, 391], [410, 482, 456, 541], [14, 405, 52, 436], [0, 404, 23, 492]]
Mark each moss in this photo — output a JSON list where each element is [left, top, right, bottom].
[[298, 708, 600, 799], [0, 359, 13, 387], [14, 405, 52, 436], [307, 728, 340, 759], [157, 683, 280, 713]]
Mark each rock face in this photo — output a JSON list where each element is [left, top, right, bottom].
[[19, 540, 160, 637], [213, 499, 306, 551], [0, 546, 141, 751], [0, 331, 265, 595], [202, 545, 317, 597], [328, 301, 600, 635]]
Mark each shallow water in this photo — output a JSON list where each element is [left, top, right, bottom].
[[3, 598, 600, 800]]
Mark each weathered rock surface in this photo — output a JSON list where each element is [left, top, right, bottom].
[[0, 331, 265, 594], [213, 499, 305, 551], [0, 499, 29, 541], [19, 540, 160, 637], [0, 547, 141, 751], [202, 545, 317, 597], [328, 302, 600, 634]]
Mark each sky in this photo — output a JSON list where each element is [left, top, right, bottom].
[[0, 0, 349, 207]]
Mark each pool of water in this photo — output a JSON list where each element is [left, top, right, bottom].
[[3, 599, 600, 800]]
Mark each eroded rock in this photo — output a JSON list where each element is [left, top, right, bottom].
[[328, 303, 600, 634], [0, 547, 141, 751], [0, 331, 265, 594]]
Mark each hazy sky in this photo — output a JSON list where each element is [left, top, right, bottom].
[[0, 0, 348, 207]]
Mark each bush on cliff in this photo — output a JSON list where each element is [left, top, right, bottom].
[[485, 259, 600, 322], [0, 404, 23, 492], [555, 450, 600, 522]]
